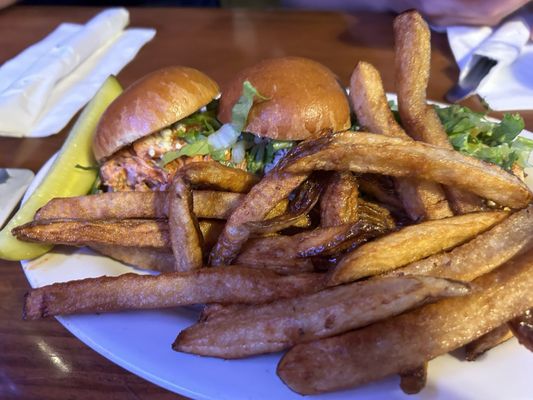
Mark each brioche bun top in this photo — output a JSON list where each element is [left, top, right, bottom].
[[218, 57, 351, 140], [93, 66, 219, 162]]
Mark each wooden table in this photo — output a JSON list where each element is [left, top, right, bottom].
[[1, 6, 532, 400]]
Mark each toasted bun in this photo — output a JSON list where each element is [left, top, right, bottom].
[[218, 57, 351, 140], [93, 66, 219, 162]]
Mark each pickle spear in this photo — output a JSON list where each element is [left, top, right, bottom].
[[0, 76, 123, 261]]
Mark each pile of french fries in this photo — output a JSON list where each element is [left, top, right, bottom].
[[16, 10, 533, 395]]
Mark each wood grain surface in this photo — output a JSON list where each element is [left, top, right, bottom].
[[1, 6, 532, 400]]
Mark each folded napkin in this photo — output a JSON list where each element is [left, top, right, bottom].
[[447, 13, 533, 111], [0, 8, 155, 137]]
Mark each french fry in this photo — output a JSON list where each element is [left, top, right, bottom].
[[178, 161, 259, 192], [12, 218, 224, 252], [209, 170, 309, 266], [235, 222, 386, 268], [174, 276, 470, 358], [23, 267, 326, 320], [357, 199, 396, 230], [320, 172, 359, 227], [329, 211, 508, 284], [464, 325, 513, 361], [357, 174, 404, 212], [350, 61, 452, 221], [168, 175, 204, 271], [90, 245, 175, 272], [391, 205, 533, 281], [277, 247, 533, 395], [399, 363, 427, 395], [13, 219, 171, 249], [394, 11, 484, 214], [277, 131, 532, 208], [508, 309, 533, 352], [35, 191, 169, 221], [236, 224, 360, 262], [245, 176, 322, 234]]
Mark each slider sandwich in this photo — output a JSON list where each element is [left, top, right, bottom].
[[93, 57, 351, 192]]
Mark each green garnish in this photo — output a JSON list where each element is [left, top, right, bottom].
[[435, 105, 532, 170], [160, 108, 221, 166], [208, 81, 268, 150]]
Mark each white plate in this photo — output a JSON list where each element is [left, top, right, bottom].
[[21, 121, 533, 400]]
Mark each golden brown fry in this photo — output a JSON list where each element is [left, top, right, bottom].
[[508, 309, 533, 352], [235, 260, 316, 275], [358, 199, 396, 230], [209, 171, 309, 266], [394, 11, 484, 214], [246, 177, 321, 234], [23, 267, 326, 320], [399, 363, 427, 395], [277, 247, 533, 395], [235, 222, 382, 267], [350, 61, 452, 221], [464, 325, 513, 361], [425, 112, 484, 214], [12, 219, 223, 252], [329, 211, 508, 284], [199, 303, 246, 322], [35, 192, 166, 221], [192, 191, 244, 220], [320, 172, 359, 227], [237, 225, 355, 261], [198, 220, 225, 253], [178, 161, 259, 193], [35, 191, 245, 221], [297, 221, 388, 258], [168, 175, 204, 271], [174, 276, 470, 358], [90, 245, 175, 272], [350, 61, 406, 138], [13, 219, 171, 249], [357, 174, 403, 212], [277, 131, 532, 209], [391, 205, 533, 281]]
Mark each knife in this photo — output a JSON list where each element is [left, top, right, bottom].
[[0, 168, 34, 228], [0, 168, 9, 184], [446, 14, 531, 103]]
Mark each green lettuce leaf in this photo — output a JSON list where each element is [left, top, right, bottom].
[[435, 104, 531, 170], [232, 81, 268, 133], [208, 81, 268, 150], [160, 139, 210, 166]]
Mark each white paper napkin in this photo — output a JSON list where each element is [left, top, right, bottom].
[[0, 8, 156, 138], [447, 14, 533, 111]]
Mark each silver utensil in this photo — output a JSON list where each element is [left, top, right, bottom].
[[0, 168, 34, 228], [446, 56, 497, 103]]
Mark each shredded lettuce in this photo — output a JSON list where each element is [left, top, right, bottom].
[[208, 81, 268, 150], [435, 105, 532, 170], [159, 82, 293, 175], [232, 81, 268, 132]]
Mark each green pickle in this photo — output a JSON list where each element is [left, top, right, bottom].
[[0, 76, 123, 261]]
